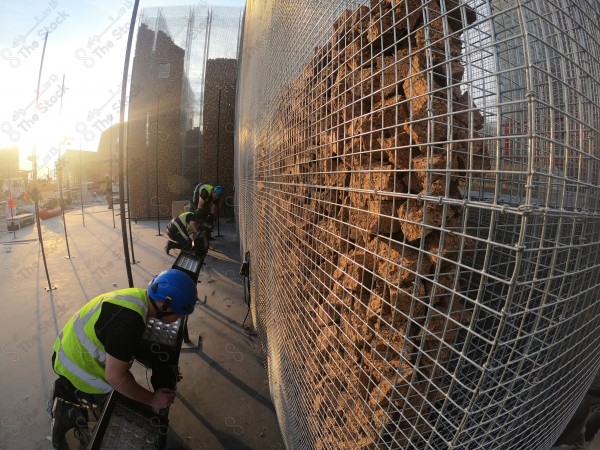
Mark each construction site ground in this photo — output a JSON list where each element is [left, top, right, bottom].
[[0, 201, 285, 450], [2, 200, 599, 450]]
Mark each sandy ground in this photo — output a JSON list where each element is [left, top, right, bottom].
[[0, 201, 284, 450]]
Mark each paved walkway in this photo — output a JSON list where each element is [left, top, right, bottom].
[[0, 202, 284, 449]]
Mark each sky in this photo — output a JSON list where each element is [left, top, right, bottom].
[[0, 0, 245, 172]]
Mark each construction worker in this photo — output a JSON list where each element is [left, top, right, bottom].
[[49, 269, 198, 448], [191, 183, 223, 214], [103, 173, 113, 209], [4, 190, 16, 219], [191, 183, 223, 226], [165, 208, 207, 255]]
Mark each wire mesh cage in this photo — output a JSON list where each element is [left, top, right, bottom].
[[236, 0, 600, 448], [126, 6, 242, 219]]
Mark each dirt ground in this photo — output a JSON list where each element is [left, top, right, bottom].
[[0, 201, 284, 450]]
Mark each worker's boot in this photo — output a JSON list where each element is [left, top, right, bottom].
[[50, 397, 88, 449], [164, 241, 172, 255]]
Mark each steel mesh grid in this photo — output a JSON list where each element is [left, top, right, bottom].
[[128, 5, 241, 215], [236, 0, 600, 449]]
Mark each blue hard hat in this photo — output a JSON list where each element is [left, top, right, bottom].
[[148, 269, 197, 315], [213, 185, 223, 197]]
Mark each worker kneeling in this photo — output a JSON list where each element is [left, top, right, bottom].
[[49, 269, 198, 448], [165, 208, 207, 255]]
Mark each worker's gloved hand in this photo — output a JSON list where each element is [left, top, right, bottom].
[[151, 387, 176, 412]]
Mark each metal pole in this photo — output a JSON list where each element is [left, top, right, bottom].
[[124, 116, 137, 264], [216, 89, 220, 181], [33, 32, 56, 292], [9, 194, 14, 236], [58, 152, 71, 258], [127, 200, 137, 264], [7, 164, 16, 239], [110, 114, 115, 228], [155, 66, 161, 236], [57, 74, 71, 258], [117, 0, 140, 288], [79, 140, 85, 227], [216, 88, 221, 237]]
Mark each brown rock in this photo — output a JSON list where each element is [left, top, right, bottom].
[[403, 49, 448, 117], [368, 236, 432, 286]]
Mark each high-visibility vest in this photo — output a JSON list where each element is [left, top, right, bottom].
[[167, 212, 195, 240], [199, 184, 216, 208], [192, 183, 215, 207], [191, 183, 203, 206], [53, 288, 148, 394]]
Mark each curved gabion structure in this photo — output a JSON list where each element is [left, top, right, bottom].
[[236, 1, 600, 448]]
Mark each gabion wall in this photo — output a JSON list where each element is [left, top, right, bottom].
[[236, 1, 600, 449], [127, 6, 242, 219], [128, 22, 186, 219], [202, 58, 238, 212]]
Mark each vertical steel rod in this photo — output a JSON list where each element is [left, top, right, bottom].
[[58, 74, 71, 258], [117, 0, 140, 288], [33, 31, 55, 292]]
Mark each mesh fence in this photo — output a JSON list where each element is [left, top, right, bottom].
[[126, 6, 242, 219], [236, 0, 600, 448]]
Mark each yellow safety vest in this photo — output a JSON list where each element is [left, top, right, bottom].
[[199, 184, 215, 209], [169, 211, 195, 239], [53, 288, 148, 394]]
